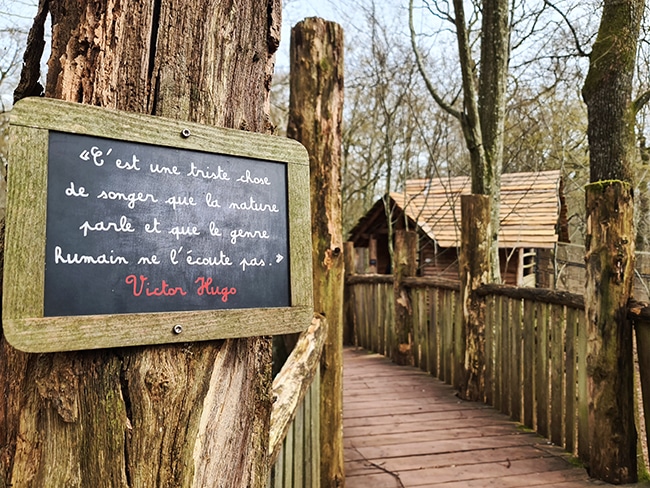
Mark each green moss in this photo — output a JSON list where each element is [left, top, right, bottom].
[[585, 180, 631, 193], [638, 461, 650, 482], [319, 57, 331, 73], [515, 423, 534, 433], [567, 456, 585, 469]]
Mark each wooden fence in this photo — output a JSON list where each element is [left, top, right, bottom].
[[346, 275, 597, 464], [267, 316, 325, 488]]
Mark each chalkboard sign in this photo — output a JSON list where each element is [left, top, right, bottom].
[[3, 98, 313, 352], [46, 131, 290, 316]]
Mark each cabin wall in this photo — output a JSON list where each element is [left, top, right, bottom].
[[419, 245, 532, 286]]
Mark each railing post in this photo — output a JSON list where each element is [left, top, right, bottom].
[[393, 229, 417, 365], [459, 194, 491, 402], [585, 181, 636, 482], [368, 237, 378, 273], [288, 17, 345, 488]]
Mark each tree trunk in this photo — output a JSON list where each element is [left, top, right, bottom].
[[478, 0, 510, 283], [287, 18, 345, 488], [459, 194, 491, 401], [584, 182, 636, 483], [2, 1, 281, 486], [392, 230, 417, 366], [582, 0, 644, 483]]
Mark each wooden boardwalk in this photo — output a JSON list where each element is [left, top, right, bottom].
[[344, 347, 610, 488]]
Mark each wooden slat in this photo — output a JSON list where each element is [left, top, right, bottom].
[[550, 305, 566, 447], [501, 296, 511, 416], [283, 421, 294, 486], [510, 298, 523, 422], [453, 290, 464, 390], [311, 369, 321, 485], [485, 294, 495, 406], [493, 296, 503, 412], [444, 290, 454, 385], [536, 302, 550, 438], [577, 308, 590, 463], [429, 287, 439, 377], [565, 307, 579, 455], [522, 299, 536, 429], [293, 398, 305, 484]]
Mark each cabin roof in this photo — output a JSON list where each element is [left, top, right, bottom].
[[350, 170, 563, 249]]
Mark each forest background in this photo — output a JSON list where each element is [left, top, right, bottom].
[[3, 0, 650, 252]]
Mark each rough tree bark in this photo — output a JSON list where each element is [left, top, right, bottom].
[[392, 229, 417, 366], [582, 0, 644, 483], [584, 182, 636, 483], [459, 194, 491, 401], [286, 17, 345, 488], [2, 1, 281, 486]]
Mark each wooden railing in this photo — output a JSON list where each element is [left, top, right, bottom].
[[346, 275, 597, 463], [267, 316, 325, 488]]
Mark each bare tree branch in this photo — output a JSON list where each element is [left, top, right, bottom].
[[409, 0, 462, 120], [543, 0, 589, 57], [13, 0, 48, 103], [634, 89, 650, 115]]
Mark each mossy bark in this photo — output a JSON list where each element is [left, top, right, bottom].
[[2, 0, 280, 486], [287, 18, 345, 488], [585, 181, 637, 483], [581, 0, 644, 483]]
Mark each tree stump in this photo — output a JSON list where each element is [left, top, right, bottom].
[[585, 181, 636, 483]]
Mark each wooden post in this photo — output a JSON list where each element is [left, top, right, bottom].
[[585, 181, 637, 483], [287, 18, 345, 488], [344, 242, 357, 346], [368, 237, 378, 273], [2, 1, 280, 486], [393, 229, 417, 365], [459, 194, 491, 401]]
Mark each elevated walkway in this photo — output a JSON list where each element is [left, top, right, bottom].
[[344, 347, 624, 488]]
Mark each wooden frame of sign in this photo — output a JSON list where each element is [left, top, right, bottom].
[[3, 98, 313, 353]]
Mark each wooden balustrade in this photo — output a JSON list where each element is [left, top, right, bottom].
[[267, 316, 326, 487], [345, 275, 597, 464]]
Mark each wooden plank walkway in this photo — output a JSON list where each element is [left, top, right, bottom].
[[344, 347, 611, 488]]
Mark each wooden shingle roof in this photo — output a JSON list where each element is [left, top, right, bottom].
[[390, 170, 562, 249]]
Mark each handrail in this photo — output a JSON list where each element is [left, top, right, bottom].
[[346, 273, 394, 285], [476, 283, 585, 309], [268, 314, 326, 465], [402, 276, 461, 291]]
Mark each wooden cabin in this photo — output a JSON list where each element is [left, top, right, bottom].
[[348, 170, 569, 286]]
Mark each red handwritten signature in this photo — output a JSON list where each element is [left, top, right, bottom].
[[125, 275, 237, 302]]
